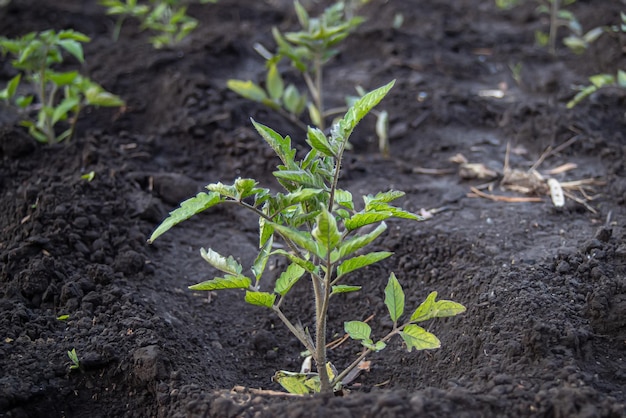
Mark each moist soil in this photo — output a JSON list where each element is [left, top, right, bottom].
[[1, 1, 626, 417]]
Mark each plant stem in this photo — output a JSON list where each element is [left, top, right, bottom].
[[549, 0, 559, 55], [272, 306, 315, 355]]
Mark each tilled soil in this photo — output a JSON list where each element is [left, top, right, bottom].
[[1, 0, 625, 417]]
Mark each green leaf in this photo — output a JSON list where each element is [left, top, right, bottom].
[[1, 74, 21, 100], [374, 340, 387, 351], [57, 314, 70, 321], [273, 169, 325, 189], [189, 274, 251, 291], [344, 211, 392, 231], [331, 285, 362, 295], [52, 97, 80, 124], [251, 236, 273, 281], [273, 371, 319, 394], [81, 171, 95, 182], [259, 215, 274, 247], [308, 103, 322, 127], [334, 189, 354, 210], [200, 248, 243, 275], [618, 70, 626, 88], [252, 119, 297, 168], [306, 127, 336, 157], [274, 263, 306, 296], [294, 0, 310, 29], [410, 291, 466, 322], [336, 80, 395, 140], [227, 79, 268, 102], [365, 190, 405, 205], [344, 321, 371, 341], [84, 86, 125, 107], [148, 192, 222, 243], [245, 291, 276, 308], [271, 249, 318, 274], [401, 324, 441, 352], [58, 39, 85, 63], [384, 272, 404, 323], [266, 62, 284, 101], [283, 84, 304, 115], [337, 251, 392, 278], [312, 207, 341, 252], [206, 181, 238, 198], [366, 201, 421, 220], [589, 73, 615, 88], [15, 95, 34, 108], [336, 222, 387, 259], [271, 223, 324, 258], [234, 178, 260, 199]]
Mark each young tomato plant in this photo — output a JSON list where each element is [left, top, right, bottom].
[[99, 0, 217, 48], [227, 1, 391, 155], [149, 81, 465, 394], [0, 30, 124, 144]]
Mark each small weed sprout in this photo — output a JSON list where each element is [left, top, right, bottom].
[[67, 348, 80, 371], [227, 1, 391, 156], [149, 81, 465, 394], [0, 30, 124, 144], [99, 0, 217, 48]]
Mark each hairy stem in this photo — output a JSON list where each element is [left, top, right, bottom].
[[272, 305, 315, 355]]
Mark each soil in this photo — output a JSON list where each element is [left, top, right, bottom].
[[1, 0, 626, 417]]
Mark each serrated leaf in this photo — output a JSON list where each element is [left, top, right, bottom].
[[266, 62, 284, 101], [207, 181, 238, 199], [337, 80, 394, 140], [337, 251, 392, 278], [312, 207, 341, 252], [365, 190, 405, 205], [200, 248, 243, 275], [259, 215, 274, 247], [410, 291, 466, 322], [189, 274, 251, 291], [271, 249, 318, 274], [252, 120, 297, 169], [227, 79, 268, 102], [274, 263, 306, 296], [384, 272, 405, 323], [330, 285, 362, 295], [365, 201, 423, 221], [271, 223, 324, 258], [401, 324, 441, 352], [344, 211, 392, 231], [344, 320, 371, 341], [245, 291, 276, 308], [234, 178, 260, 199], [306, 127, 335, 157], [149, 192, 222, 243], [334, 189, 354, 210], [336, 222, 387, 259], [252, 236, 273, 281], [273, 371, 319, 394], [273, 169, 324, 189]]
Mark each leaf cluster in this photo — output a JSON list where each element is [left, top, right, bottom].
[[99, 0, 217, 48], [0, 30, 124, 144]]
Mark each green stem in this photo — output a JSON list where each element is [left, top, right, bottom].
[[272, 305, 315, 355]]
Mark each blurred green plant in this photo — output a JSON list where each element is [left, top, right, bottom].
[[567, 12, 626, 108], [67, 348, 80, 371], [149, 81, 465, 394], [0, 30, 124, 144], [99, 0, 217, 48], [227, 0, 392, 156]]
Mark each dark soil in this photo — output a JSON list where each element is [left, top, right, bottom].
[[1, 0, 626, 417]]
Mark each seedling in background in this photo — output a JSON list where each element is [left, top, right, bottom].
[[67, 348, 80, 371], [0, 30, 124, 144], [496, 0, 603, 55], [99, 0, 217, 48], [227, 1, 392, 156], [149, 81, 465, 394]]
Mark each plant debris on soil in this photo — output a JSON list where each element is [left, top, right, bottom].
[[1, 0, 625, 417]]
